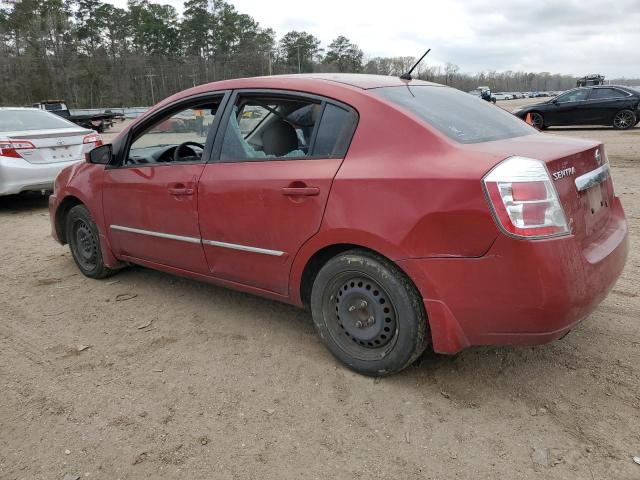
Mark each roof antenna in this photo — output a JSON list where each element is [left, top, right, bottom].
[[400, 49, 431, 81]]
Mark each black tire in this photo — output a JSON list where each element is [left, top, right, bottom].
[[530, 112, 547, 130], [65, 204, 116, 279], [310, 249, 429, 376], [612, 109, 636, 130]]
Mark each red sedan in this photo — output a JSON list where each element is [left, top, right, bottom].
[[49, 74, 628, 376]]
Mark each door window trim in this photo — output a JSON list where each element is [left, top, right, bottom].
[[110, 90, 231, 169], [210, 88, 358, 163]]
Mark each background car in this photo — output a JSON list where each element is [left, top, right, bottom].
[[513, 85, 640, 129], [49, 74, 628, 377], [0, 108, 102, 196]]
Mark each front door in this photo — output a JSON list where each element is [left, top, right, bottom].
[[547, 88, 590, 125], [197, 91, 358, 295], [103, 94, 226, 274]]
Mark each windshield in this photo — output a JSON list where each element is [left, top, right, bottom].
[[0, 110, 76, 132], [372, 85, 534, 144]]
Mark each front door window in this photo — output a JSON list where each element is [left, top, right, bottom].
[[555, 89, 589, 103], [127, 101, 221, 165]]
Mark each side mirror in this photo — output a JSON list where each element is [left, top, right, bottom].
[[87, 144, 112, 165], [552, 99, 559, 105]]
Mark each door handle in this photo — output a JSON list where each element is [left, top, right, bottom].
[[281, 186, 320, 196], [168, 186, 195, 196]]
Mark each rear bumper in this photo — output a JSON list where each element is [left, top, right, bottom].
[[399, 197, 629, 354], [0, 157, 81, 196]]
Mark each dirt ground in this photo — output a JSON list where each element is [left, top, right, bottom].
[[1, 107, 639, 480]]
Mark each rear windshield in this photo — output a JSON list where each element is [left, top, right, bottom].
[[0, 110, 74, 132], [372, 85, 534, 144], [44, 103, 66, 111]]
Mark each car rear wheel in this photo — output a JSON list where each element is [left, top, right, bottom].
[[66, 204, 116, 279], [310, 249, 429, 376], [530, 112, 547, 130], [612, 109, 636, 130]]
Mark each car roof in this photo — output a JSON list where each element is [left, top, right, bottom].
[[0, 107, 41, 111], [275, 73, 440, 89], [140, 74, 445, 124], [590, 85, 636, 90], [186, 73, 440, 96]]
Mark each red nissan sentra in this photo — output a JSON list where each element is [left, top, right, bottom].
[[49, 74, 628, 376]]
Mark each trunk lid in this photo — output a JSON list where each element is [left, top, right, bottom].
[[6, 128, 92, 164], [473, 133, 614, 248]]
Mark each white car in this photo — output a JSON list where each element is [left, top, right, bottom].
[[0, 108, 101, 196]]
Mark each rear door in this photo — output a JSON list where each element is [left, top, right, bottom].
[[103, 92, 228, 274], [197, 90, 358, 295], [585, 87, 632, 124]]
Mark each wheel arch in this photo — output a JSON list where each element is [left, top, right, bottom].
[[55, 195, 85, 245], [298, 243, 362, 309], [54, 192, 123, 270], [295, 241, 423, 311]]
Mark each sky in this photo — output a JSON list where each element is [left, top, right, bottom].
[[104, 0, 640, 78]]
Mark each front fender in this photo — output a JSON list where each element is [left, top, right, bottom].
[[54, 163, 123, 269]]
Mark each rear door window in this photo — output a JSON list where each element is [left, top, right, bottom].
[[218, 93, 357, 161], [372, 85, 533, 144], [589, 88, 628, 100]]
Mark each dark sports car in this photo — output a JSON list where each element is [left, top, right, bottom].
[[513, 85, 640, 130]]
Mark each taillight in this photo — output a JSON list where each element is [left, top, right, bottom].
[[0, 140, 36, 158], [483, 156, 570, 239], [83, 133, 103, 147]]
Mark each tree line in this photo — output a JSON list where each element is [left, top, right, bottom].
[[0, 0, 637, 108]]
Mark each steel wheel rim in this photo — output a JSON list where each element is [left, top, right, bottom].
[[321, 271, 399, 361], [72, 219, 98, 271], [614, 111, 633, 129], [531, 113, 543, 129]]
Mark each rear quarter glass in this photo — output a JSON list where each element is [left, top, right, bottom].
[[371, 86, 535, 144]]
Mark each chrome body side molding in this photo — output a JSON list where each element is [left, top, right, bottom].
[[110, 225, 201, 244], [110, 225, 285, 256], [201, 239, 285, 257]]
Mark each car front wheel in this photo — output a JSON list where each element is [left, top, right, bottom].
[[530, 112, 547, 130], [66, 204, 116, 279], [613, 109, 637, 130], [310, 249, 429, 376]]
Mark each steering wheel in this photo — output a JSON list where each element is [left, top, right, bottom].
[[173, 141, 204, 162]]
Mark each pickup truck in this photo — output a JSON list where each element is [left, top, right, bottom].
[[32, 100, 123, 132]]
